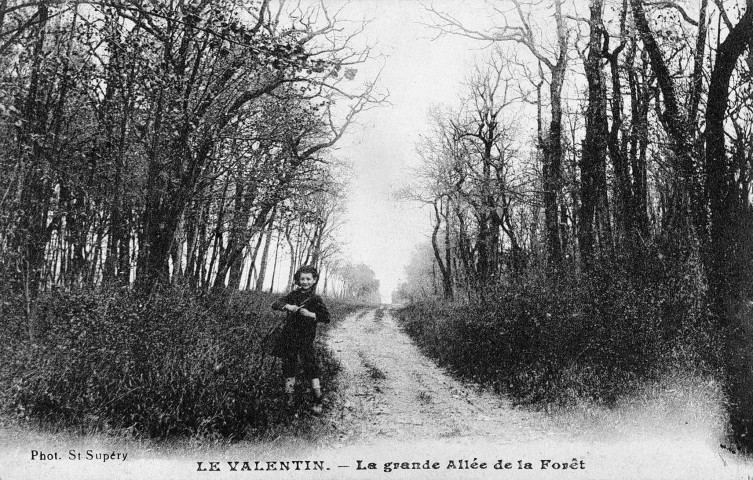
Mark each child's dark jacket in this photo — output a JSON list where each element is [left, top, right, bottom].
[[270, 289, 330, 357]]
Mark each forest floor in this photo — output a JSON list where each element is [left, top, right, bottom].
[[1, 307, 753, 480]]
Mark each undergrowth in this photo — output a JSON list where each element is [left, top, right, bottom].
[[0, 286, 360, 440], [395, 256, 722, 409]]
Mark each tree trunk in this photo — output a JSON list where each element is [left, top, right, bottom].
[[542, 0, 568, 267], [704, 0, 753, 452], [630, 0, 702, 242], [443, 197, 454, 299], [431, 199, 453, 300], [255, 225, 274, 291], [579, 0, 609, 266], [16, 3, 51, 299], [628, 48, 651, 239]]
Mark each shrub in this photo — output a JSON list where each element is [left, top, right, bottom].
[[1, 286, 348, 439], [396, 254, 719, 408]]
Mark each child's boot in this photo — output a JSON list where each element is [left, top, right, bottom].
[[310, 378, 323, 415], [284, 377, 296, 408]]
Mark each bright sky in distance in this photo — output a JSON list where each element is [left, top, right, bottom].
[[330, 0, 500, 303]]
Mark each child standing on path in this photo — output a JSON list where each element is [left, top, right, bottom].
[[271, 265, 330, 414]]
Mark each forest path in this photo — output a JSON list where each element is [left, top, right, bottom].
[[318, 307, 751, 479], [325, 307, 554, 443]]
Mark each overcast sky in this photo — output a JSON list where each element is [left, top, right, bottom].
[[330, 0, 501, 302]]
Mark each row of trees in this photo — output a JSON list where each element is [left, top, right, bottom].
[[326, 261, 380, 302], [403, 0, 752, 304], [402, 0, 753, 449], [0, 1, 384, 311]]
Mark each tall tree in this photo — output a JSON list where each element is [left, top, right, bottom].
[[704, 0, 753, 451], [428, 0, 569, 266], [629, 0, 706, 241], [579, 0, 612, 265]]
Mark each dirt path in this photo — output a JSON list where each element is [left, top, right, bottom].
[[326, 307, 556, 444], [318, 307, 753, 479]]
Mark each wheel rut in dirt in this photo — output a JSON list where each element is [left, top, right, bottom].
[[326, 307, 554, 443]]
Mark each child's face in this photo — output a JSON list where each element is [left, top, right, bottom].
[[297, 273, 316, 291]]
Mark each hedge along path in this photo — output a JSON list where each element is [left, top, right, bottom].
[[326, 307, 555, 442]]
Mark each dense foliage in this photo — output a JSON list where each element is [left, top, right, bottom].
[[396, 254, 719, 407], [0, 288, 355, 439]]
